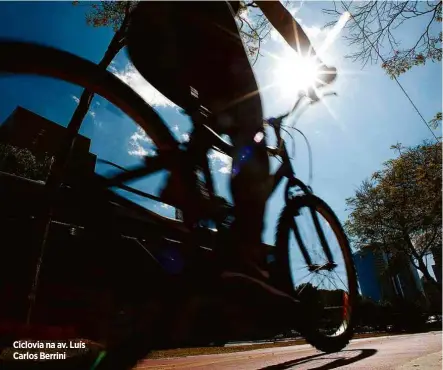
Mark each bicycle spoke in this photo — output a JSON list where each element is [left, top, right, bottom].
[[325, 273, 341, 291], [280, 196, 356, 343], [316, 272, 328, 289], [332, 270, 348, 291], [298, 271, 321, 294]]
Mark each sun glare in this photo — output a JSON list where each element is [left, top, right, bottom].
[[269, 11, 352, 101], [273, 52, 322, 98]]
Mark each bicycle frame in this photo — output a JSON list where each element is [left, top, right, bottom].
[[0, 40, 350, 343], [105, 98, 307, 214], [190, 106, 337, 271], [104, 92, 337, 270], [106, 91, 337, 210]]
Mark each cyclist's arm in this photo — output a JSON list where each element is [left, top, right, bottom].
[[254, 1, 320, 61]]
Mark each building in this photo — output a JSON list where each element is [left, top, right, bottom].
[[353, 244, 425, 304], [353, 245, 396, 302], [0, 105, 290, 343], [0, 107, 170, 342], [0, 106, 97, 184], [394, 253, 426, 301], [0, 106, 243, 343]]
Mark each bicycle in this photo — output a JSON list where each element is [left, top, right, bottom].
[[0, 40, 357, 368]]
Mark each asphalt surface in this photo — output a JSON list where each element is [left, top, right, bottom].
[[137, 331, 442, 369]]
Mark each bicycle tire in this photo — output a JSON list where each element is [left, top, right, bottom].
[[0, 40, 181, 369], [0, 40, 178, 151], [275, 194, 357, 353]]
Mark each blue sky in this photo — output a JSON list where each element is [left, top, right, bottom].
[[0, 1, 440, 282]]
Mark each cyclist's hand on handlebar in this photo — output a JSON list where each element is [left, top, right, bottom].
[[316, 64, 337, 87], [305, 62, 337, 101]]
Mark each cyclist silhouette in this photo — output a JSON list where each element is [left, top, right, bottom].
[[126, 0, 337, 336]]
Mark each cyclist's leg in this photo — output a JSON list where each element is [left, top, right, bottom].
[[183, 6, 305, 331], [125, 2, 301, 342], [229, 117, 270, 273], [188, 3, 271, 273], [128, 1, 270, 267]]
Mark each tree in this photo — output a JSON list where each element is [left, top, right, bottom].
[[323, 1, 442, 128], [345, 141, 442, 286], [429, 111, 442, 129], [0, 143, 52, 182], [236, 1, 282, 64], [68, 1, 134, 133], [324, 1, 442, 77]]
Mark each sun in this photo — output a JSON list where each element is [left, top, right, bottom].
[[269, 11, 352, 101], [273, 50, 323, 99]]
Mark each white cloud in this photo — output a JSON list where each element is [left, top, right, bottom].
[[108, 61, 118, 74], [131, 126, 153, 144], [72, 94, 99, 123], [271, 20, 324, 46], [270, 28, 284, 43], [289, 3, 303, 16], [304, 25, 323, 39], [128, 146, 149, 157], [161, 203, 171, 209], [219, 164, 232, 174], [208, 150, 232, 175], [208, 150, 231, 164], [112, 63, 176, 108], [71, 95, 80, 104], [181, 133, 190, 142], [128, 126, 155, 156]]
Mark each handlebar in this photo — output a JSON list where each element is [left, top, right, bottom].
[[266, 90, 338, 129], [264, 89, 337, 156]]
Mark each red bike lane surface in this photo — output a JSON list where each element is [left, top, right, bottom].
[[136, 331, 442, 369]]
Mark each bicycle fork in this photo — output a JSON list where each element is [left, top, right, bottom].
[[284, 178, 337, 273]]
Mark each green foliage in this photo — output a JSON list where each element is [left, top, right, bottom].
[[73, 1, 137, 32], [68, 1, 135, 152], [345, 141, 442, 280], [236, 1, 288, 63], [0, 142, 52, 182], [354, 296, 428, 333], [429, 111, 442, 129], [382, 31, 442, 78], [323, 1, 442, 78]]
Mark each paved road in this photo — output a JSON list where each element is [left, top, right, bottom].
[[137, 331, 442, 369]]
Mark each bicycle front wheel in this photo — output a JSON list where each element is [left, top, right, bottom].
[[275, 195, 357, 353]]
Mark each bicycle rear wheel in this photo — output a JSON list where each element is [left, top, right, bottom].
[[275, 195, 357, 353], [0, 40, 180, 369]]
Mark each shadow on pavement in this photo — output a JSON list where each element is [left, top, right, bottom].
[[259, 348, 377, 370]]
